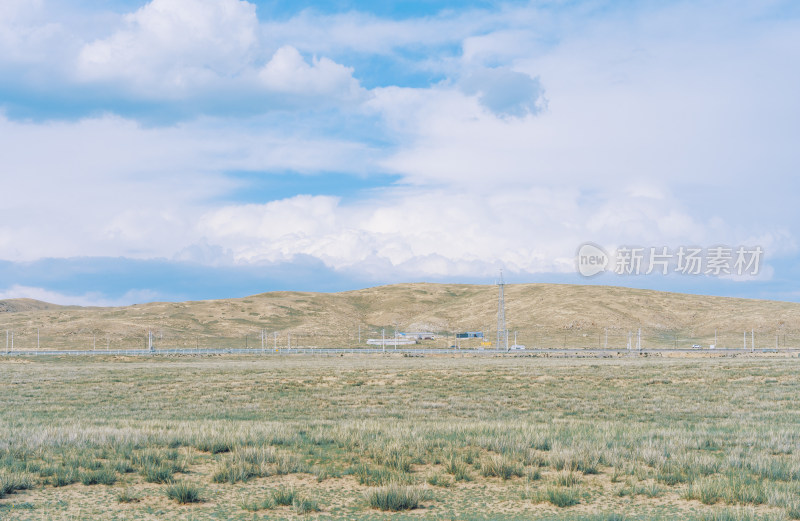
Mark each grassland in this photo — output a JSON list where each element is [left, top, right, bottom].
[[1, 354, 800, 520]]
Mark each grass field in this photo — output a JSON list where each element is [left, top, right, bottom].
[[1, 354, 799, 520]]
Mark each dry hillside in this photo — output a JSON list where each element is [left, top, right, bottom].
[[1, 283, 799, 349]]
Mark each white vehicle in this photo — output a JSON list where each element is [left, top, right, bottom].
[[691, 344, 702, 349]]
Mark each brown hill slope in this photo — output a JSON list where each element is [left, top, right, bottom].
[[0, 283, 798, 349], [0, 298, 66, 313]]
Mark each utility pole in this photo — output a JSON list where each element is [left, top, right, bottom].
[[751, 329, 755, 353], [497, 270, 507, 352], [37, 328, 40, 350], [637, 328, 641, 351]]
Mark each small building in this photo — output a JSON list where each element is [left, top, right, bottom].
[[400, 332, 436, 340]]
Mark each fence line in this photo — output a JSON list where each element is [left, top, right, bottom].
[[4, 347, 799, 358], [1, 325, 798, 355]]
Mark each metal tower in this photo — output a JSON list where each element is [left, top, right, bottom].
[[497, 270, 508, 351]]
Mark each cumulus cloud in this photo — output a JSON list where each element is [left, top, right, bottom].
[[192, 186, 771, 279], [258, 45, 365, 101], [0, 0, 798, 296], [70, 0, 366, 108], [77, 0, 259, 92]]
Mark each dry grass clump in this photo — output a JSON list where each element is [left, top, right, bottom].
[[445, 456, 472, 481], [0, 471, 34, 498], [528, 486, 581, 507], [211, 446, 276, 484], [364, 483, 429, 511], [480, 454, 524, 480], [683, 474, 768, 506], [165, 480, 202, 504]]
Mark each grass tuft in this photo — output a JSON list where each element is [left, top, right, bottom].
[[142, 463, 175, 484], [0, 471, 34, 497], [50, 468, 78, 487], [165, 481, 202, 504], [544, 486, 581, 507], [554, 470, 582, 487], [480, 455, 523, 480], [239, 496, 274, 512], [445, 457, 472, 482], [364, 483, 429, 511], [271, 486, 296, 506], [426, 473, 453, 487], [79, 467, 117, 486], [293, 496, 321, 514]]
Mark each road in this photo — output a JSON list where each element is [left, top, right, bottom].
[[1, 347, 796, 357]]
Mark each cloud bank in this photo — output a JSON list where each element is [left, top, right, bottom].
[[0, 0, 799, 304]]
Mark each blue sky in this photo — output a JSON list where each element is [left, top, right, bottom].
[[1, 0, 799, 305]]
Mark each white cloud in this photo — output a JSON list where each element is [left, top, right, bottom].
[[0, 0, 798, 290], [193, 185, 774, 279], [259, 46, 364, 101], [77, 0, 258, 93], [72, 0, 365, 104], [0, 285, 159, 307], [0, 113, 378, 261], [260, 9, 497, 56], [0, 0, 66, 65]]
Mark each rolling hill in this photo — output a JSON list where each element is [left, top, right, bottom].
[[1, 283, 799, 350]]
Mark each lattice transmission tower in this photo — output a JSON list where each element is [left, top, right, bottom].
[[497, 270, 508, 351]]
